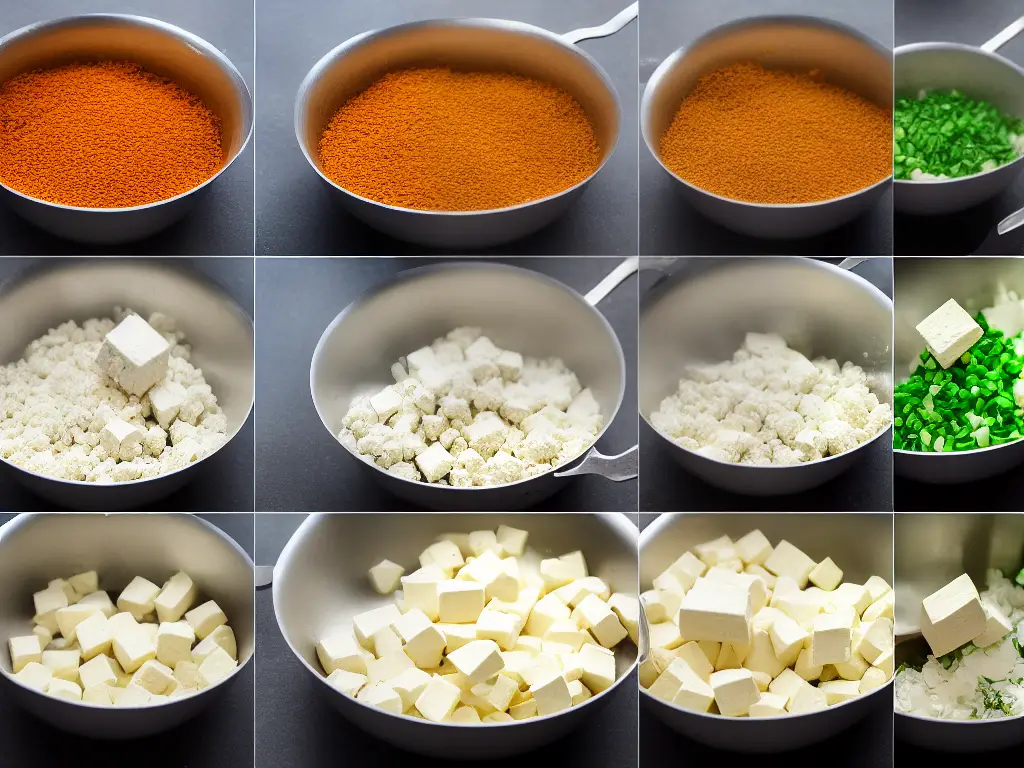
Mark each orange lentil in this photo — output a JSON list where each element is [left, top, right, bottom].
[[659, 62, 892, 204], [0, 61, 223, 208], [318, 67, 602, 212]]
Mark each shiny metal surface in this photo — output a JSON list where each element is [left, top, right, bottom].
[[0, 513, 254, 739], [895, 514, 1024, 752], [894, 258, 1024, 483], [894, 39, 1024, 216], [640, 15, 892, 240], [640, 513, 893, 753], [0, 14, 253, 244], [310, 261, 635, 510], [0, 260, 255, 510], [639, 258, 893, 496], [294, 8, 635, 249], [272, 513, 638, 759]]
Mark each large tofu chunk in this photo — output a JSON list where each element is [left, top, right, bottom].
[[763, 541, 817, 589], [677, 579, 751, 646], [920, 574, 987, 658], [916, 299, 983, 369], [97, 314, 171, 396]]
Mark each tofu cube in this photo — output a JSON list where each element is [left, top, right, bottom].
[[677, 579, 751, 646], [83, 684, 114, 704], [184, 600, 228, 640], [33, 586, 68, 631], [415, 442, 455, 483], [403, 624, 446, 670], [415, 675, 462, 721], [788, 682, 828, 713], [863, 592, 895, 622], [855, 617, 893, 664], [438, 580, 485, 624], [794, 648, 823, 681], [568, 679, 593, 706], [607, 593, 639, 645], [78, 654, 118, 690], [859, 666, 890, 693], [67, 571, 99, 599], [15, 661, 52, 691], [768, 614, 808, 667], [469, 674, 518, 713], [369, 626, 403, 659], [75, 611, 111, 660], [112, 627, 156, 674], [834, 651, 870, 681], [174, 660, 201, 689], [524, 593, 571, 637], [368, 560, 406, 595], [767, 668, 805, 707], [55, 604, 100, 644], [811, 612, 854, 666], [694, 536, 735, 566], [763, 541, 817, 588], [317, 633, 371, 675], [743, 630, 785, 679], [704, 569, 768, 613], [42, 649, 80, 681], [154, 571, 197, 623], [973, 603, 1013, 648], [447, 640, 504, 685], [401, 566, 447, 621], [572, 594, 628, 648], [916, 298, 984, 369], [863, 575, 892, 603], [476, 609, 523, 651], [496, 525, 528, 557], [419, 540, 465, 576], [326, 668, 369, 698], [379, 666, 427, 711], [366, 649, 415, 684], [110, 683, 153, 706], [819, 679, 861, 705], [664, 551, 707, 591], [197, 646, 238, 688], [735, 530, 773, 566], [510, 698, 540, 719], [555, 577, 611, 608], [357, 682, 403, 714], [45, 678, 82, 701], [709, 668, 761, 717], [156, 621, 196, 668], [920, 574, 987, 657], [829, 583, 872, 616], [117, 576, 161, 621], [353, 605, 406, 653], [97, 314, 171, 396], [78, 591, 117, 618], [530, 672, 572, 716], [131, 659, 177, 695], [369, 386, 404, 422], [447, 705, 482, 723], [808, 557, 844, 592], [749, 691, 788, 717], [9, 635, 42, 672], [578, 643, 616, 693], [148, 380, 187, 429]]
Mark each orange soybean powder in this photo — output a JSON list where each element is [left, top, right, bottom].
[[0, 61, 223, 208], [660, 62, 892, 204], [318, 67, 602, 211]]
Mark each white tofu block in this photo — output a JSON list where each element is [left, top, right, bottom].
[[370, 626, 403, 659], [404, 624, 446, 670], [679, 579, 751, 646], [78, 654, 118, 690], [110, 683, 153, 706], [863, 575, 892, 603], [544, 620, 589, 652], [83, 683, 114, 704], [184, 600, 228, 641], [78, 591, 117, 619], [447, 705, 483, 723], [15, 661, 52, 691], [33, 625, 52, 648], [68, 571, 99, 599], [437, 623, 476, 653], [811, 612, 853, 666], [98, 417, 145, 463], [767, 668, 805, 705], [415, 675, 462, 721], [704, 568, 768, 613], [920, 574, 987, 657], [829, 583, 872, 616], [49, 578, 77, 604], [197, 646, 238, 688], [117, 576, 161, 621], [694, 536, 735, 566], [154, 571, 197, 623], [317, 633, 371, 675], [467, 530, 502, 557], [9, 635, 42, 672], [54, 603, 99, 645], [520, 653, 562, 690], [769, 614, 808, 667], [855, 617, 893, 664], [497, 650, 535, 687], [482, 711, 515, 723], [438, 580, 485, 624], [742, 630, 785, 679], [148, 380, 187, 429], [735, 530, 773, 566], [174, 660, 200, 689], [369, 386, 404, 422], [819, 679, 861, 705], [510, 697, 540, 720], [558, 652, 584, 683], [45, 678, 82, 702], [578, 643, 616, 693], [572, 594, 628, 648], [530, 672, 572, 716], [809, 558, 844, 592], [131, 659, 177, 695], [863, 592, 895, 623], [709, 668, 761, 716], [916, 298, 983, 369], [153, 621, 194, 668], [555, 576, 611, 608], [525, 593, 570, 637], [97, 314, 171, 396], [368, 560, 406, 595], [649, 621, 683, 651], [387, 666, 431, 711], [32, 587, 68, 632], [973, 603, 1013, 648], [763, 541, 817, 588], [352, 604, 404, 652], [607, 593, 639, 645], [676, 641, 714, 682], [469, 674, 518, 713], [665, 551, 707, 591], [496, 525, 529, 557], [834, 651, 870, 681], [788, 682, 828, 713], [773, 592, 821, 626], [326, 669, 368, 698], [419, 540, 465, 576], [107, 611, 139, 637], [366, 649, 415, 685], [859, 666, 890, 693], [745, 564, 777, 590], [476, 609, 523, 651], [749, 691, 788, 717], [357, 682, 403, 714], [112, 627, 156, 674], [42, 649, 80, 681], [714, 643, 746, 671], [658, 659, 717, 712], [415, 443, 455, 483], [401, 566, 447, 621], [75, 611, 111, 661], [447, 640, 504, 685], [195, 624, 237, 663], [873, 648, 894, 678]]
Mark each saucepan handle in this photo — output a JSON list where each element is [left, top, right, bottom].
[[584, 257, 639, 306], [554, 444, 638, 481], [981, 15, 1024, 53], [562, 2, 639, 46], [255, 564, 274, 590]]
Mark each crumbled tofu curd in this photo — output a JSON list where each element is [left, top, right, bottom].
[[10, 569, 238, 705], [641, 530, 894, 717], [895, 570, 1024, 720], [650, 332, 892, 465], [316, 526, 636, 721], [338, 327, 602, 486], [0, 310, 228, 483]]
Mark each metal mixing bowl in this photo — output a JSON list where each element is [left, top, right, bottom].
[[310, 260, 638, 510], [894, 18, 1024, 216], [641, 15, 892, 240], [639, 258, 893, 496], [894, 257, 1024, 483], [895, 513, 1024, 751], [294, 4, 637, 250], [0, 513, 254, 739], [0, 14, 253, 245], [640, 513, 893, 752], [270, 512, 638, 759], [0, 259, 255, 510]]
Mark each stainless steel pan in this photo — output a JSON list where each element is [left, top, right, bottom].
[[310, 260, 638, 510], [641, 15, 892, 240], [640, 513, 893, 752], [0, 260, 255, 510], [894, 257, 1024, 483], [0, 513, 254, 739], [894, 17, 1024, 216], [294, 4, 637, 250], [0, 14, 253, 245], [895, 513, 1024, 752], [266, 512, 638, 760], [639, 258, 893, 496]]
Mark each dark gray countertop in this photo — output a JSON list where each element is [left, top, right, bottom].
[[895, 0, 1024, 256], [0, 259, 255, 512], [0, 513, 254, 768], [256, 513, 639, 768], [254, 258, 637, 512], [0, 0, 254, 257], [637, 514, 893, 766], [639, 257, 894, 513], [639, 0, 894, 256], [254, 0, 638, 256]]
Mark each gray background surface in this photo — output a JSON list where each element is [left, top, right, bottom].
[[637, 514, 893, 766], [0, 0, 254, 256], [0, 513, 254, 768], [895, 0, 1024, 256], [639, 257, 893, 512], [0, 258, 255, 512], [255, 0, 638, 256], [255, 258, 637, 512], [256, 513, 639, 768], [639, 0, 894, 256]]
